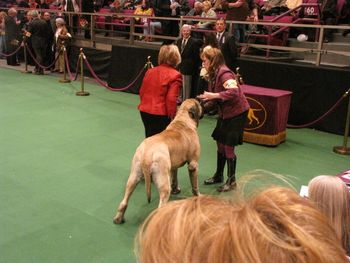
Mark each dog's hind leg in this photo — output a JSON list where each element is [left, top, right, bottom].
[[152, 162, 171, 208], [170, 169, 181, 195], [113, 162, 143, 224], [188, 161, 200, 196]]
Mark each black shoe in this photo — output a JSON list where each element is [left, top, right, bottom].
[[171, 186, 181, 195], [204, 173, 224, 185], [217, 182, 237, 192], [343, 30, 350, 37]]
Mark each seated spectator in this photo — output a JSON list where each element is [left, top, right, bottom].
[[222, 0, 249, 43], [104, 0, 123, 36], [134, 0, 157, 41], [260, 0, 289, 15], [212, 0, 223, 11], [308, 175, 350, 256], [194, 0, 216, 29], [28, 0, 39, 9], [185, 1, 203, 25], [136, 186, 349, 263], [16, 0, 30, 8], [39, 0, 50, 9]]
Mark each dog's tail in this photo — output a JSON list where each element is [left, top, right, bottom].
[[142, 162, 152, 203]]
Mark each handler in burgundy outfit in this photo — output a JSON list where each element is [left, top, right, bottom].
[[198, 46, 249, 192]]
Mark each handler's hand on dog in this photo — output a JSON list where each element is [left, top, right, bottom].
[[197, 91, 219, 101]]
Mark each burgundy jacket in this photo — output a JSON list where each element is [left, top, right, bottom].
[[138, 64, 182, 119], [208, 65, 249, 119]]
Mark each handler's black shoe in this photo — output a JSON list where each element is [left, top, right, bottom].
[[217, 181, 237, 192], [204, 174, 223, 185], [171, 187, 181, 195]]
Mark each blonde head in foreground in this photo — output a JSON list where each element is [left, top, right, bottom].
[[135, 186, 348, 263], [308, 175, 350, 255]]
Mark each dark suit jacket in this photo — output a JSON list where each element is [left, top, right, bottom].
[[176, 36, 201, 75], [218, 31, 238, 72], [28, 18, 50, 46], [4, 16, 20, 45]]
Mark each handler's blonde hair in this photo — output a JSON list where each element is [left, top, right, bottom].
[[135, 186, 348, 263], [308, 175, 350, 255], [158, 44, 181, 68]]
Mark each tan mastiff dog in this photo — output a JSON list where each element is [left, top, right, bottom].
[[113, 99, 203, 224]]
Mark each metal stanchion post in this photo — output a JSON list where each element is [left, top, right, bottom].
[[59, 47, 71, 83], [21, 42, 32, 74], [145, 56, 154, 69], [333, 88, 350, 155], [76, 48, 90, 96]]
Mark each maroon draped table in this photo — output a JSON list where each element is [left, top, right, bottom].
[[241, 84, 293, 146]]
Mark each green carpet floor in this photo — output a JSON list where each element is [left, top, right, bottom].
[[0, 67, 349, 263]]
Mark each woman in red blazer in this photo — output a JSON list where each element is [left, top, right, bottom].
[[138, 44, 182, 137]]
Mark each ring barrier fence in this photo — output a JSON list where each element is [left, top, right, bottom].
[[25, 42, 60, 70], [287, 88, 350, 128], [64, 47, 80, 82], [0, 29, 348, 132], [0, 41, 23, 57]]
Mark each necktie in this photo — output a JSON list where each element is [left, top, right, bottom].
[[217, 33, 221, 44], [181, 39, 186, 52]]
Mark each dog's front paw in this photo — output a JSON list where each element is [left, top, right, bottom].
[[171, 187, 181, 195], [113, 215, 125, 224]]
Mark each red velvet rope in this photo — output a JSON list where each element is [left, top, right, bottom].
[[83, 56, 147, 92], [0, 42, 23, 57], [25, 43, 60, 70], [64, 49, 80, 81], [287, 88, 350, 128]]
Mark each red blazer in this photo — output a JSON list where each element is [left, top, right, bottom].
[[138, 64, 182, 119]]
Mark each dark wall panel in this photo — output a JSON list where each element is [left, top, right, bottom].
[[238, 59, 350, 135], [108, 45, 159, 94]]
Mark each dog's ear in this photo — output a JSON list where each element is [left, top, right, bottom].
[[188, 101, 203, 123]]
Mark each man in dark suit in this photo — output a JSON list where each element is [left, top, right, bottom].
[[176, 24, 201, 100], [26, 10, 50, 74], [42, 12, 55, 70], [215, 18, 238, 72], [5, 8, 21, 66]]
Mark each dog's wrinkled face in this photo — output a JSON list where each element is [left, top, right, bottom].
[[180, 99, 204, 125]]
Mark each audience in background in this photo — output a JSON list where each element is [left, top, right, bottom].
[[0, 11, 6, 59], [25, 10, 49, 75], [175, 24, 201, 100], [222, 0, 249, 43], [194, 0, 216, 29], [133, 0, 157, 41], [138, 44, 182, 137], [5, 7, 21, 66], [185, 1, 203, 25], [42, 12, 55, 69], [260, 0, 289, 15], [214, 18, 238, 71], [308, 175, 350, 256], [136, 186, 349, 263], [54, 17, 70, 73]]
